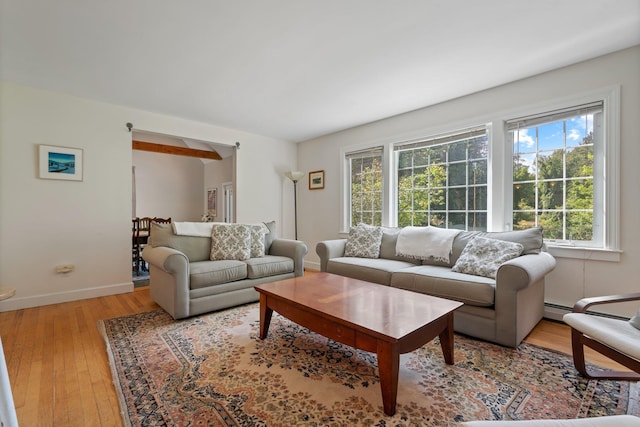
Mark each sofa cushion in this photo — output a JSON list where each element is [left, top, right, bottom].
[[245, 255, 294, 279], [189, 260, 248, 289], [263, 221, 276, 253], [344, 224, 384, 258], [452, 236, 524, 279], [327, 257, 418, 286], [476, 227, 543, 255], [436, 227, 544, 267], [391, 265, 496, 307], [149, 222, 211, 262], [210, 224, 252, 260]]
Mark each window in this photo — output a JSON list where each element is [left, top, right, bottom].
[[394, 129, 488, 230], [341, 87, 619, 257], [508, 102, 603, 247], [347, 147, 383, 226]]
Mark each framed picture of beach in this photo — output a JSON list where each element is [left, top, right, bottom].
[[38, 145, 83, 181]]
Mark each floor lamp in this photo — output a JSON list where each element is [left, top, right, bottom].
[[285, 171, 304, 240]]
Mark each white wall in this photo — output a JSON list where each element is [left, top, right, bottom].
[[297, 45, 640, 317], [133, 150, 204, 222], [0, 81, 298, 311]]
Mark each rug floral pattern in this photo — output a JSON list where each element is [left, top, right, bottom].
[[99, 304, 639, 426]]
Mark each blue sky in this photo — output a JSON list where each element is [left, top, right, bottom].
[[513, 114, 594, 172], [49, 152, 75, 164]]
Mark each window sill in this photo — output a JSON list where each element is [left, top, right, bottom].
[[545, 245, 622, 262]]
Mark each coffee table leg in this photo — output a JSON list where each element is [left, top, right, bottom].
[[259, 294, 273, 340], [438, 313, 455, 365], [377, 341, 399, 416]]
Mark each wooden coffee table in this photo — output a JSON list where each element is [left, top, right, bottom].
[[254, 272, 463, 416]]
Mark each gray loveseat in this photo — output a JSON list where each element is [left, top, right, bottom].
[[316, 226, 556, 347], [143, 221, 308, 319]]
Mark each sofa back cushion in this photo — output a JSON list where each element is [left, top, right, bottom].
[[263, 220, 276, 253], [422, 226, 544, 267], [149, 222, 211, 262]]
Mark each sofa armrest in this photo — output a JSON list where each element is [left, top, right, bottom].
[[269, 239, 308, 277], [141, 245, 191, 319], [496, 251, 557, 291], [142, 245, 189, 274], [315, 239, 347, 272]]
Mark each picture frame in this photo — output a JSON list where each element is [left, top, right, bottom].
[[309, 170, 325, 190], [206, 188, 217, 217], [38, 145, 83, 181]]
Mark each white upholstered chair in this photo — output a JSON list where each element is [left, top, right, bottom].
[[462, 415, 640, 426], [563, 292, 640, 380]]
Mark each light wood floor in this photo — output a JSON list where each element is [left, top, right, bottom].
[[0, 283, 630, 427]]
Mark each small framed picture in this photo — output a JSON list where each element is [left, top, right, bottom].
[[38, 145, 83, 181], [309, 170, 325, 190]]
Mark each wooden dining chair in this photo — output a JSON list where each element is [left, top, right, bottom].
[[152, 217, 171, 224], [134, 217, 153, 272], [563, 292, 640, 380], [132, 218, 141, 273]]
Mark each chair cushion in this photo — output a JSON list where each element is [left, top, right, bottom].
[[563, 313, 640, 360], [462, 414, 640, 426]]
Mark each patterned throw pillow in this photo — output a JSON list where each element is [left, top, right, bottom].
[[210, 224, 252, 261], [451, 236, 524, 279], [344, 224, 384, 258], [249, 224, 268, 258]]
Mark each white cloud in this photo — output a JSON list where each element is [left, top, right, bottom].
[[514, 129, 535, 148], [567, 128, 581, 141]]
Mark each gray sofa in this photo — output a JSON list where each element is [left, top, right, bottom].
[[316, 226, 556, 347], [142, 221, 308, 319]]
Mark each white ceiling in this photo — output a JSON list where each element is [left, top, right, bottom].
[[2, 1, 639, 143]]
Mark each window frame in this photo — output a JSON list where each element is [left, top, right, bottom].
[[497, 86, 620, 260], [340, 86, 620, 261]]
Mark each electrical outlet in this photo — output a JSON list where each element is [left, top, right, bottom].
[[55, 264, 75, 273]]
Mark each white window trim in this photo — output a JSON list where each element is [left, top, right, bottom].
[[498, 85, 621, 261], [339, 86, 620, 261]]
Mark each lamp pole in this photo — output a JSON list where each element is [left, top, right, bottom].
[[292, 179, 299, 240], [285, 171, 304, 240]]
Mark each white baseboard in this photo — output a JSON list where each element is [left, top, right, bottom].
[[0, 282, 134, 312], [543, 303, 571, 322], [304, 261, 321, 272]]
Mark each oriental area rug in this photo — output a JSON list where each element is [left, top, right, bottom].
[[98, 304, 639, 426]]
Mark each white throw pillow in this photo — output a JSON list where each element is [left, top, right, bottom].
[[210, 224, 252, 261], [452, 236, 524, 279], [344, 224, 384, 258]]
